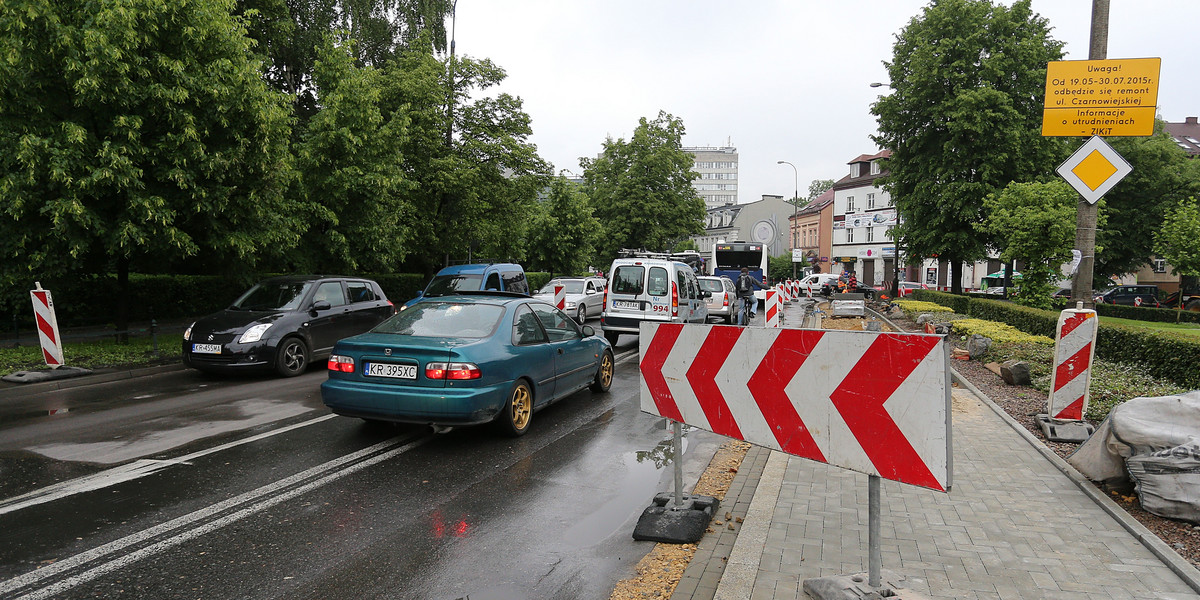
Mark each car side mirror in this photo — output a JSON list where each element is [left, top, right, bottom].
[[416, 290, 424, 298], [311, 300, 332, 312], [585, 289, 596, 295], [582, 325, 596, 337]]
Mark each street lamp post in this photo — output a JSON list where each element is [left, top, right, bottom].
[[777, 160, 799, 279]]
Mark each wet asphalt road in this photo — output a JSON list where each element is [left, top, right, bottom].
[[0, 334, 724, 599]]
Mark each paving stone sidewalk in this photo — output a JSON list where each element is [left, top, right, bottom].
[[674, 299, 1200, 600]]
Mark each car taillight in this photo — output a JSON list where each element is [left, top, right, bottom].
[[327, 355, 355, 373], [722, 293, 729, 307], [671, 282, 679, 317], [426, 362, 481, 380]]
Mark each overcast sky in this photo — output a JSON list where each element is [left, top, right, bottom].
[[454, 1, 1198, 205]]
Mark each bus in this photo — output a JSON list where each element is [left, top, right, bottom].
[[710, 242, 770, 301]]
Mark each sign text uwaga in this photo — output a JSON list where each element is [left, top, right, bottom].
[[1042, 58, 1160, 137]]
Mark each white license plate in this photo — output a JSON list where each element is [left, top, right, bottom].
[[612, 300, 640, 310], [192, 343, 222, 354], [364, 362, 417, 379]]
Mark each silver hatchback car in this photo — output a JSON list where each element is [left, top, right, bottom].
[[698, 276, 740, 324]]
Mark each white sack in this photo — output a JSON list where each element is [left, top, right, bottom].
[[1067, 391, 1200, 484]]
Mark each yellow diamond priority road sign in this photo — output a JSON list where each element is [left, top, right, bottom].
[[1056, 136, 1132, 204]]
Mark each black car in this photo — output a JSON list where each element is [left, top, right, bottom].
[[183, 275, 394, 377], [1094, 284, 1161, 308]]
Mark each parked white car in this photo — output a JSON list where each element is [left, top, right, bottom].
[[533, 277, 607, 323]]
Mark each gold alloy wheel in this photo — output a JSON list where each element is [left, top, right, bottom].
[[510, 383, 532, 431], [599, 353, 613, 388]]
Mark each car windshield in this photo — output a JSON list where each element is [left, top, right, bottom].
[[424, 273, 483, 297], [373, 302, 504, 338], [230, 281, 313, 311], [699, 279, 724, 293], [538, 280, 584, 294]]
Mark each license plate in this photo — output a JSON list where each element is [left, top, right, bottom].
[[612, 300, 640, 310], [364, 362, 417, 379], [192, 343, 221, 354]]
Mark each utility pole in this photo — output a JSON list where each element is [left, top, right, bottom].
[[1072, 0, 1108, 308]]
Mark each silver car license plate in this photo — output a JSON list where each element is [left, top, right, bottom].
[[612, 300, 639, 310], [364, 362, 417, 379]]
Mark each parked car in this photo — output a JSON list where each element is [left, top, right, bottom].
[[798, 273, 839, 297], [1094, 285, 1161, 307], [183, 275, 394, 377], [601, 255, 710, 345], [320, 292, 613, 436], [403, 263, 529, 309], [698, 275, 739, 324], [532, 277, 607, 323]]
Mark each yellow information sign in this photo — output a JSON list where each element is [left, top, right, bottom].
[[1041, 58, 1160, 137]]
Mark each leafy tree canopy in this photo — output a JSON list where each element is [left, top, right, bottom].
[[1097, 124, 1200, 280], [525, 177, 600, 278], [871, 0, 1067, 292], [979, 181, 1084, 308], [582, 111, 706, 263], [1155, 197, 1200, 281], [0, 0, 297, 319]]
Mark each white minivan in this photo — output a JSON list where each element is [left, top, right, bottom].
[[601, 257, 709, 345], [798, 273, 840, 297]]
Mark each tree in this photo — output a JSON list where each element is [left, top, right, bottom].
[[525, 177, 600, 277], [240, 0, 452, 125], [0, 0, 297, 332], [1097, 124, 1200, 281], [1155, 196, 1200, 309], [292, 37, 413, 273], [806, 179, 834, 202], [582, 111, 706, 262], [871, 0, 1067, 293], [380, 42, 551, 273], [978, 181, 1082, 309]]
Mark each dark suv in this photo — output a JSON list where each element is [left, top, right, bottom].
[[183, 275, 394, 377], [1094, 284, 1160, 308]]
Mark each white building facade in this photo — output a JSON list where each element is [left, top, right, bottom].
[[685, 146, 738, 209], [830, 151, 898, 287]]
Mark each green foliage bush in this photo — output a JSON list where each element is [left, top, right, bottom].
[[911, 289, 969, 314], [950, 318, 1054, 345]]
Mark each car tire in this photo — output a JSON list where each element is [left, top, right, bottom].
[[274, 337, 308, 377], [577, 305, 587, 324], [604, 331, 620, 346], [496, 379, 533, 437], [590, 349, 614, 393]]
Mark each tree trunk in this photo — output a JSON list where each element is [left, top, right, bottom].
[[116, 255, 130, 344], [950, 257, 963, 295]]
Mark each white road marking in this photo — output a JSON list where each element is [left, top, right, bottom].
[[0, 414, 337, 516], [0, 434, 430, 599]]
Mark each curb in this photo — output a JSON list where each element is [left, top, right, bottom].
[[953, 371, 1200, 595], [0, 363, 187, 401]]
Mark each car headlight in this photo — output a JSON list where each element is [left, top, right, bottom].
[[239, 323, 273, 344], [565, 301, 576, 309], [183, 322, 195, 341]]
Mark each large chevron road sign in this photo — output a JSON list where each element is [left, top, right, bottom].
[[639, 323, 952, 492]]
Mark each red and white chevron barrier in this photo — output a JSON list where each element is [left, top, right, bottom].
[[1047, 308, 1098, 421], [790, 280, 800, 298], [639, 322, 951, 491], [553, 284, 565, 310], [764, 290, 780, 328], [30, 283, 64, 367]]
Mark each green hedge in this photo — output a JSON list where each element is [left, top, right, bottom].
[[909, 288, 1200, 389], [2, 270, 557, 334], [1094, 302, 1200, 324]]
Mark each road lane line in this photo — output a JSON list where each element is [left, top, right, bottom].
[[0, 433, 429, 598], [0, 414, 337, 516]]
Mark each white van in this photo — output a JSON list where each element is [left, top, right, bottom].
[[601, 256, 709, 345], [798, 273, 840, 297]]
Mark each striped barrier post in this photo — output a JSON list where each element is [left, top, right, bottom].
[[1047, 307, 1098, 421], [764, 290, 780, 328], [553, 284, 565, 310], [30, 282, 64, 367]]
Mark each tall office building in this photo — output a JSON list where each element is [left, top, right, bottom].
[[685, 146, 738, 208]]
